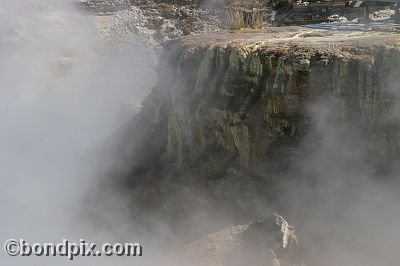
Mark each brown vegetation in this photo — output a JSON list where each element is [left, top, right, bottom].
[[226, 6, 265, 29]]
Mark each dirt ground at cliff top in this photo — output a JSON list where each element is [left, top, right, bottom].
[[175, 23, 400, 49]]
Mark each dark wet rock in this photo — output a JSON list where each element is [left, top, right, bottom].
[[226, 214, 300, 266]]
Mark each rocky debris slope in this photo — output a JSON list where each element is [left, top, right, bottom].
[[84, 0, 222, 47], [85, 0, 131, 11], [175, 214, 300, 266]]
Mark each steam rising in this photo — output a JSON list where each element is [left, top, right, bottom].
[[1, 1, 400, 266], [281, 92, 400, 265], [0, 0, 154, 265]]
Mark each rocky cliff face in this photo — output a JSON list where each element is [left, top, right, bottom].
[[138, 28, 400, 167], [103, 27, 400, 237]]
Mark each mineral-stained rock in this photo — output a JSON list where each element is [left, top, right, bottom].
[[129, 27, 400, 168], [103, 27, 400, 234]]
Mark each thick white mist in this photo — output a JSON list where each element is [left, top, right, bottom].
[[0, 0, 155, 265], [283, 94, 400, 266]]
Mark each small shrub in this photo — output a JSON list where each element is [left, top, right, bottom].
[[226, 6, 265, 29]]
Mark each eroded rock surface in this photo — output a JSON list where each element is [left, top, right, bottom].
[[142, 27, 400, 168], [101, 27, 400, 240]]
